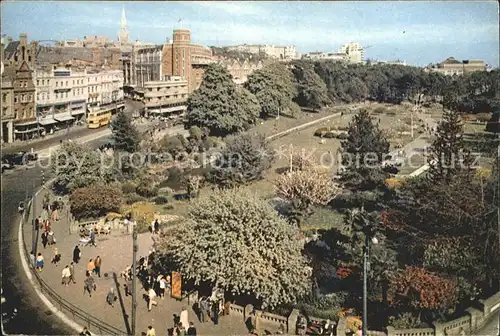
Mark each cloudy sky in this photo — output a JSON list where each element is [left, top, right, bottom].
[[2, 1, 499, 67]]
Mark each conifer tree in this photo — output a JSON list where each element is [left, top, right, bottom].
[[111, 110, 140, 153], [427, 109, 473, 183], [339, 109, 392, 210]]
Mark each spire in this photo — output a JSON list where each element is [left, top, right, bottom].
[[121, 6, 127, 29], [119, 6, 129, 43]]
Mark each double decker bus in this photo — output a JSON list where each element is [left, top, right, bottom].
[[87, 109, 112, 129]]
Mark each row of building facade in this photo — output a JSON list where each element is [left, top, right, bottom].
[[1, 33, 124, 143]]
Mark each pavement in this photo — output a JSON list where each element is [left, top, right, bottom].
[[23, 190, 265, 336]]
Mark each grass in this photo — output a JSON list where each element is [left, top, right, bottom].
[[302, 206, 344, 231], [463, 122, 487, 135]]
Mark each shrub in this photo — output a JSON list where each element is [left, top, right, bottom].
[[335, 133, 348, 140], [388, 312, 421, 329], [163, 204, 175, 210], [337, 126, 348, 131], [323, 132, 336, 138], [373, 106, 387, 114], [70, 183, 123, 220], [157, 187, 173, 196], [314, 127, 329, 137], [386, 111, 396, 116], [121, 181, 137, 194], [154, 195, 169, 205], [126, 193, 147, 205], [120, 201, 155, 233]]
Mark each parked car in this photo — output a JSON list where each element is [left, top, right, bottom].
[[18, 202, 25, 213], [1, 159, 14, 173], [1, 288, 18, 328]]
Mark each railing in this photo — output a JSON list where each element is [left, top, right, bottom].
[[22, 196, 126, 335]]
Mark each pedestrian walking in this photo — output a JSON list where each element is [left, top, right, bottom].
[[87, 230, 97, 247], [36, 253, 44, 272], [187, 322, 197, 336], [79, 327, 91, 336], [69, 262, 76, 284], [106, 288, 117, 307], [159, 276, 167, 299], [51, 247, 61, 266], [61, 265, 71, 287], [87, 259, 95, 274], [47, 230, 55, 245], [30, 251, 35, 267], [146, 326, 156, 336], [147, 288, 158, 312], [154, 219, 159, 234], [84, 271, 96, 297], [94, 256, 102, 277], [41, 232, 48, 249], [180, 307, 189, 329], [73, 245, 81, 264]]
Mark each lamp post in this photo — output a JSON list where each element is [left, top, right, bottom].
[[362, 234, 378, 336], [131, 227, 138, 336]]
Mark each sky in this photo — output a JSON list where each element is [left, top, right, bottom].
[[2, 1, 499, 67]]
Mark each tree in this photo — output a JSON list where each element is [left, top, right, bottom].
[[291, 60, 330, 109], [275, 166, 340, 226], [186, 64, 260, 136], [427, 109, 473, 183], [182, 175, 203, 199], [70, 183, 123, 220], [245, 64, 300, 119], [208, 132, 274, 188], [338, 109, 392, 210], [159, 134, 188, 158], [111, 110, 140, 153], [51, 142, 115, 194], [485, 109, 500, 133], [158, 188, 311, 308]]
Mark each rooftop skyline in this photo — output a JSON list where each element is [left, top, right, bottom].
[[1, 1, 499, 67]]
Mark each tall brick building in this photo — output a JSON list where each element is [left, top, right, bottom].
[[161, 29, 213, 93]]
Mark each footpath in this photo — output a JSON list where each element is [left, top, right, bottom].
[[24, 188, 256, 335]]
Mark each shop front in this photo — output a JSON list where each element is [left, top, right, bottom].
[[13, 119, 41, 141]]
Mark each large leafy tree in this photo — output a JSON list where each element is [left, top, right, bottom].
[[186, 64, 260, 136], [291, 60, 330, 109], [427, 109, 473, 183], [69, 183, 123, 220], [245, 63, 300, 119], [51, 142, 115, 194], [158, 188, 311, 308], [111, 110, 140, 153], [208, 132, 274, 188], [338, 109, 392, 210]]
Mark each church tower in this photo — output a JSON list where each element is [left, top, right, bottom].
[[118, 6, 129, 44]]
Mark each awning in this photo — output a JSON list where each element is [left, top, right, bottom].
[[14, 120, 38, 126], [54, 114, 75, 122], [15, 128, 42, 134], [39, 118, 57, 126], [71, 110, 85, 115], [149, 106, 187, 114]]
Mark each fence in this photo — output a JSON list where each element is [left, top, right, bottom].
[[387, 291, 500, 336], [22, 194, 126, 335]]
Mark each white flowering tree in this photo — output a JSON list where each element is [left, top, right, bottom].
[[158, 188, 311, 308]]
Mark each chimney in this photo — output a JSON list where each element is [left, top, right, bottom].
[[20, 33, 27, 45]]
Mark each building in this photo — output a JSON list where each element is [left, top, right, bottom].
[[226, 44, 298, 60], [118, 7, 129, 45], [1, 74, 15, 143], [370, 59, 407, 66], [86, 68, 125, 117], [218, 59, 264, 84], [339, 42, 365, 64], [36, 45, 122, 70], [34, 65, 88, 134], [143, 76, 188, 118], [161, 29, 214, 93], [133, 45, 163, 89], [427, 57, 487, 76], [302, 52, 347, 62], [2, 33, 39, 142]]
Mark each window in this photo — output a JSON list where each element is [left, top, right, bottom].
[[37, 80, 40, 86], [37, 93, 40, 101], [56, 82, 58, 87], [56, 93, 59, 99], [66, 81, 68, 86], [29, 95, 32, 102]]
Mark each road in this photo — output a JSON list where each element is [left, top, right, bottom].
[[0, 99, 146, 334]]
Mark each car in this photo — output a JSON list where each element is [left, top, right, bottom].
[[1, 289, 18, 328], [18, 202, 25, 213], [1, 159, 14, 172]]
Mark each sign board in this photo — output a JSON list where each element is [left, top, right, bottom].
[[171, 271, 182, 299]]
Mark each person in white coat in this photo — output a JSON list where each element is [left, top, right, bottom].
[[180, 307, 189, 330]]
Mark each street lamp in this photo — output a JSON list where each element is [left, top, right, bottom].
[[363, 234, 378, 336], [131, 227, 138, 336]]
